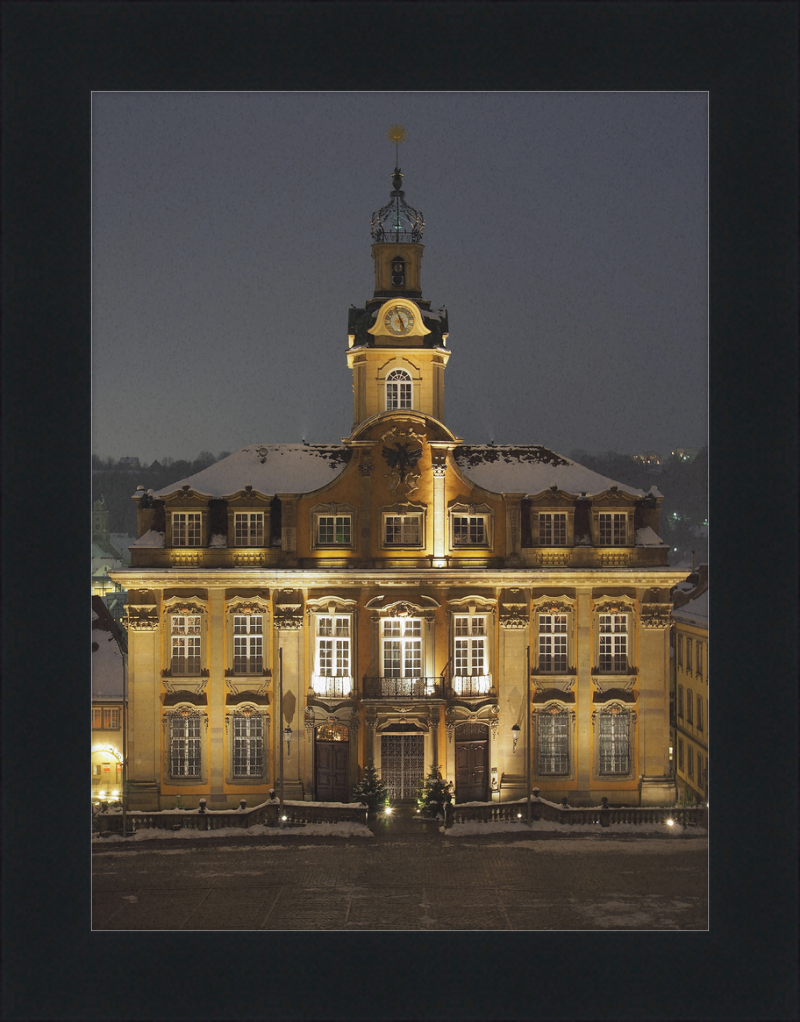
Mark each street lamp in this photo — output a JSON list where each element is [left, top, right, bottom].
[[511, 723, 520, 755], [283, 726, 293, 757]]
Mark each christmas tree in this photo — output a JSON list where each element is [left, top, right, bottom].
[[351, 760, 390, 812], [416, 766, 454, 819]]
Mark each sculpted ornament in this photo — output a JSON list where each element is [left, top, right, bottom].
[[122, 605, 159, 631]]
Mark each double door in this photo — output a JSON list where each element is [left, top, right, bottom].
[[455, 739, 488, 803], [315, 741, 350, 802]]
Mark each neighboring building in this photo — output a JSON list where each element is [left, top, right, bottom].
[[632, 452, 661, 466], [672, 565, 709, 801], [118, 456, 140, 469], [92, 498, 123, 598], [112, 161, 687, 811], [670, 448, 699, 463], [92, 596, 126, 800]]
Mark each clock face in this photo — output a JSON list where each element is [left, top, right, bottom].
[[384, 306, 414, 336]]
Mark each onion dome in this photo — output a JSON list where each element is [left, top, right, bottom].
[[370, 167, 425, 243]]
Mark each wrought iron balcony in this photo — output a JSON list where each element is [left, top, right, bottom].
[[310, 675, 354, 699], [451, 675, 493, 697], [363, 676, 443, 700]]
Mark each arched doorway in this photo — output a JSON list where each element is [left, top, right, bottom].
[[315, 722, 350, 802], [455, 722, 489, 803]]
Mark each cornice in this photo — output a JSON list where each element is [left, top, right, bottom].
[[111, 567, 691, 590]]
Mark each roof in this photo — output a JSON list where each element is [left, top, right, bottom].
[[453, 445, 651, 498], [672, 589, 708, 629], [151, 445, 352, 499]]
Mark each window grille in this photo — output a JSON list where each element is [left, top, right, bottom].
[[173, 512, 201, 546], [599, 614, 628, 671], [599, 711, 630, 774], [453, 515, 487, 545], [384, 514, 421, 545], [599, 513, 627, 545], [234, 512, 264, 546], [317, 515, 351, 545], [538, 711, 570, 775], [232, 715, 263, 777], [386, 369, 412, 410], [171, 615, 201, 674], [233, 615, 263, 673], [382, 618, 421, 678], [170, 715, 201, 777], [539, 614, 568, 671], [539, 513, 567, 545]]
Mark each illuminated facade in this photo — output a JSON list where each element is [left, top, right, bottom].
[[112, 163, 687, 810], [91, 596, 125, 799], [672, 567, 709, 801]]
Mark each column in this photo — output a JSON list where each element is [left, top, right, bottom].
[[207, 588, 226, 806]]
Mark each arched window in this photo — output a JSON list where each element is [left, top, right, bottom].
[[386, 369, 412, 410], [391, 256, 405, 286]]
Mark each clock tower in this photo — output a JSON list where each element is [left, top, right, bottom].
[[347, 132, 451, 431]]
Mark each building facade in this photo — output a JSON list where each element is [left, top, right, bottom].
[[92, 595, 126, 800], [112, 164, 687, 810], [672, 566, 709, 801]]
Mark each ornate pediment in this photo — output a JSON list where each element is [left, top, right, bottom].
[[641, 603, 672, 628], [533, 598, 575, 615], [226, 596, 271, 617], [163, 596, 207, 616], [122, 605, 159, 631], [593, 597, 636, 615]]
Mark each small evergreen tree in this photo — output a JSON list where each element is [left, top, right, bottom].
[[351, 761, 390, 812], [416, 766, 453, 819]]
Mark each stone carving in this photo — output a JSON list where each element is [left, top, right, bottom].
[[358, 458, 373, 477], [122, 605, 159, 631], [432, 455, 447, 478], [641, 604, 672, 628], [499, 604, 528, 629]]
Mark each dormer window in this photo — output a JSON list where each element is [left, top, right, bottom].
[[386, 369, 412, 410], [391, 257, 405, 286], [539, 513, 567, 546], [234, 512, 264, 547], [172, 512, 201, 546], [599, 513, 627, 546]]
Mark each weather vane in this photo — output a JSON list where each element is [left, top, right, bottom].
[[387, 123, 407, 166]]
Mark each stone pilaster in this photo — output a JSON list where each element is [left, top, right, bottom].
[[431, 453, 447, 565], [207, 589, 226, 803], [575, 590, 593, 794]]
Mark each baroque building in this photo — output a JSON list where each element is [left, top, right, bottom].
[[672, 565, 709, 801], [113, 160, 687, 810]]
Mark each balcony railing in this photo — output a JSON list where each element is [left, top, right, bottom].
[[451, 675, 493, 697], [363, 676, 444, 700], [311, 675, 354, 699]]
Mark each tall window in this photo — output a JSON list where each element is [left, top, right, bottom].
[[312, 613, 351, 694], [173, 512, 201, 546], [170, 715, 201, 777], [232, 715, 263, 777], [453, 616, 489, 694], [539, 614, 568, 671], [103, 708, 120, 729], [599, 513, 627, 545], [599, 710, 630, 774], [687, 745, 695, 780], [687, 689, 694, 724], [677, 684, 684, 719], [382, 618, 421, 678], [696, 641, 703, 677], [317, 515, 351, 546], [234, 512, 264, 546], [171, 615, 201, 675], [686, 637, 693, 671], [599, 614, 628, 671], [233, 615, 263, 673], [677, 634, 683, 667], [385, 514, 422, 546], [696, 694, 703, 733], [678, 737, 684, 771], [386, 369, 412, 410], [539, 513, 567, 546], [538, 711, 569, 775], [452, 515, 487, 546], [92, 708, 102, 729]]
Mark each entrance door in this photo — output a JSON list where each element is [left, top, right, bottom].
[[316, 741, 350, 802], [455, 723, 488, 802], [381, 734, 424, 801]]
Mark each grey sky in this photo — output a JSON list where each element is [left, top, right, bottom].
[[92, 91, 707, 464]]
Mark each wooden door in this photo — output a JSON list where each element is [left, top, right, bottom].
[[455, 740, 488, 803], [316, 742, 350, 802]]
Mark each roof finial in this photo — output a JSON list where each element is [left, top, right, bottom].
[[386, 123, 407, 171]]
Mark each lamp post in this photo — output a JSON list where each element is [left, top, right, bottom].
[[511, 723, 520, 755], [121, 649, 128, 838], [526, 645, 531, 824], [279, 647, 284, 815]]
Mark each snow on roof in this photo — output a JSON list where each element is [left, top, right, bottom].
[[635, 526, 666, 547], [152, 445, 352, 499], [453, 446, 646, 498], [131, 529, 165, 548], [92, 632, 124, 699], [672, 589, 708, 628]]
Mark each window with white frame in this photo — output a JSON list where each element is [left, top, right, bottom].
[[382, 618, 422, 678], [538, 614, 568, 671], [538, 710, 570, 775], [317, 515, 352, 546], [599, 710, 630, 774], [452, 515, 487, 546], [233, 615, 263, 673], [169, 714, 201, 777], [172, 512, 202, 546], [171, 614, 201, 675], [599, 614, 628, 671], [234, 512, 264, 547], [453, 615, 490, 694], [598, 513, 627, 545], [313, 615, 352, 696], [232, 714, 263, 777], [384, 513, 422, 546], [539, 513, 567, 546], [386, 369, 412, 410]]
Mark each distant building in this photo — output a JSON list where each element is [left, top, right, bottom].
[[671, 565, 708, 801], [670, 448, 699, 463], [92, 596, 126, 800], [112, 158, 687, 812], [118, 456, 140, 469], [632, 452, 661, 466]]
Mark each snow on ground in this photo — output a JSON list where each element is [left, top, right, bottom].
[[445, 819, 703, 837], [93, 821, 373, 843]]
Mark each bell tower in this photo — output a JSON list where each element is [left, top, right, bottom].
[[346, 127, 451, 432]]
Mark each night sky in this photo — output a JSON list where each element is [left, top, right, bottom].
[[92, 92, 708, 465]]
